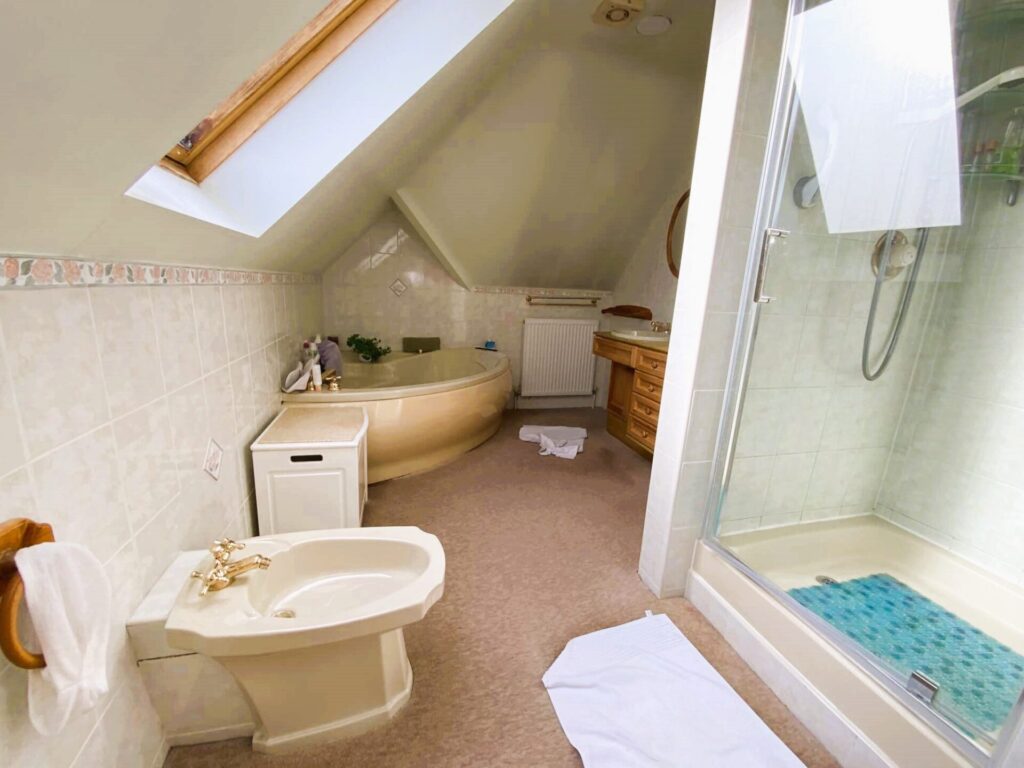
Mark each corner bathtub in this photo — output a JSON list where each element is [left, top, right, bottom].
[[282, 348, 511, 483]]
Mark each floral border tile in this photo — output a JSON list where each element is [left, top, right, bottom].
[[472, 284, 610, 298], [0, 255, 319, 289]]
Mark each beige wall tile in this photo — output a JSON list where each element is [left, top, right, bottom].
[[0, 290, 108, 457], [89, 286, 163, 414], [191, 286, 229, 375], [0, 326, 27, 476], [113, 399, 179, 532], [151, 286, 201, 388], [33, 427, 131, 562]]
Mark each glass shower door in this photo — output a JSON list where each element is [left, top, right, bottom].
[[706, 0, 1024, 759]]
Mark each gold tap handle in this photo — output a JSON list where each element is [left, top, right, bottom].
[[213, 538, 245, 552]]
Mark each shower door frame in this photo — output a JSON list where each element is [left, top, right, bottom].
[[696, 0, 1024, 764]]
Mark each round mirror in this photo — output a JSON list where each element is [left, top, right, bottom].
[[665, 189, 690, 278]]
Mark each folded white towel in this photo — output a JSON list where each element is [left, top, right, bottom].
[[543, 614, 804, 767], [15, 542, 112, 735], [519, 426, 587, 460], [539, 433, 582, 460]]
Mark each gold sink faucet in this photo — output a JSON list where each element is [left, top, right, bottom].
[[191, 538, 271, 596], [651, 320, 671, 332]]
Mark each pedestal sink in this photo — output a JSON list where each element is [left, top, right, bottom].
[[165, 527, 445, 754]]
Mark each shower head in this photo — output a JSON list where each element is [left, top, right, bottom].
[[793, 175, 820, 209]]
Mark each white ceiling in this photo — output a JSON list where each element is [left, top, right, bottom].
[[0, 0, 712, 288]]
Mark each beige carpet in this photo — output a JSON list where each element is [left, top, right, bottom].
[[164, 409, 839, 768]]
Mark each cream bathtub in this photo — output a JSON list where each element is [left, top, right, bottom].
[[283, 348, 511, 483]]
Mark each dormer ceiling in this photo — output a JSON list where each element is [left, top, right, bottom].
[[0, 0, 711, 289]]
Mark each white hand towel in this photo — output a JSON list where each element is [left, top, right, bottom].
[[519, 426, 587, 459], [539, 433, 582, 460], [14, 542, 112, 735]]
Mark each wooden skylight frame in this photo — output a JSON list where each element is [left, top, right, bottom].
[[160, 0, 398, 184]]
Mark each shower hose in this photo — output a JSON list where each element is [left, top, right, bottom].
[[861, 228, 930, 381]]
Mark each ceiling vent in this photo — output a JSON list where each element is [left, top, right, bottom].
[[592, 0, 645, 28]]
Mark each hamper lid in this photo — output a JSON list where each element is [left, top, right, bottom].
[[253, 405, 367, 448]]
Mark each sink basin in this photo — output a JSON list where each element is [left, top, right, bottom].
[[610, 330, 670, 343], [167, 527, 443, 657], [165, 527, 445, 753]]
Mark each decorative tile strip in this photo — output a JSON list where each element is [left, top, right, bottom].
[[0, 255, 319, 289], [472, 284, 610, 298]]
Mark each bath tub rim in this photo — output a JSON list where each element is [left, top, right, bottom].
[[281, 349, 510, 404]]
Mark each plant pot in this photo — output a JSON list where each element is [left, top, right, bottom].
[[360, 354, 373, 363]]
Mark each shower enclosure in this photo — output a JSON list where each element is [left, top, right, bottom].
[[701, 0, 1024, 763]]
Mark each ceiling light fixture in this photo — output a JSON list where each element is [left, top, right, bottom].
[[636, 15, 672, 36]]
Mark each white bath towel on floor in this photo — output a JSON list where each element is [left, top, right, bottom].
[[519, 425, 587, 460], [543, 613, 805, 768], [15, 542, 112, 735]]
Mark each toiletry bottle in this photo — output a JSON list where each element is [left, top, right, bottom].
[[970, 140, 985, 171], [984, 139, 1000, 172], [996, 108, 1024, 175]]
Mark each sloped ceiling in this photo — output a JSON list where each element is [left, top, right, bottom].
[[1, 0, 711, 287]]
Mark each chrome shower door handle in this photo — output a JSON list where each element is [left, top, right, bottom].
[[754, 227, 788, 304]]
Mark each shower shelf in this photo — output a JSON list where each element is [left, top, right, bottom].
[[960, 170, 1022, 206], [961, 170, 1024, 181], [957, 66, 1024, 110]]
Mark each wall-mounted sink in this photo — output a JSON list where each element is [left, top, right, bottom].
[[610, 330, 670, 343]]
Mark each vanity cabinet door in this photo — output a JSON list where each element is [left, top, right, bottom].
[[607, 362, 634, 419]]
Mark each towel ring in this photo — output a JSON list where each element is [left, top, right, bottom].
[[0, 518, 53, 669]]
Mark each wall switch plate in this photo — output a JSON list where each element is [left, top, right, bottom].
[[203, 439, 224, 480]]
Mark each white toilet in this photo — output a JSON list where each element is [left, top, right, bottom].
[[129, 527, 445, 754]]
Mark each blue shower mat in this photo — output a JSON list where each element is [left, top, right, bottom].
[[789, 573, 1024, 734]]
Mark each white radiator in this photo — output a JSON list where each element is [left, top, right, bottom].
[[520, 318, 599, 397]]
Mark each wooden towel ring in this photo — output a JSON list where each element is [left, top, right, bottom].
[[0, 518, 53, 669], [665, 189, 690, 278]]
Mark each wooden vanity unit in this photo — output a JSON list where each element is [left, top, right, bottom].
[[592, 332, 668, 458]]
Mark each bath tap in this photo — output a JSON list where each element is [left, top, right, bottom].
[[650, 320, 671, 333], [190, 538, 271, 596]]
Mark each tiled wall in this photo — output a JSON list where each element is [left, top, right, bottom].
[[717, 135, 950, 533], [662, 0, 788, 543], [658, 0, 1023, 591], [321, 204, 607, 392], [878, 179, 1024, 587], [0, 274, 320, 768], [637, 0, 758, 596]]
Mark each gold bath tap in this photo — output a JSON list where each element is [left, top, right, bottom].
[[190, 538, 271, 596]]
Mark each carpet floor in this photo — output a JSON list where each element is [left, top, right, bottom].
[[164, 409, 839, 768]]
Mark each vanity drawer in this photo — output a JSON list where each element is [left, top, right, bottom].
[[627, 415, 656, 451], [635, 348, 667, 378], [631, 392, 660, 423], [593, 336, 633, 366], [634, 371, 663, 402]]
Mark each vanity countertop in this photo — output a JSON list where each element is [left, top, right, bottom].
[[593, 331, 669, 354]]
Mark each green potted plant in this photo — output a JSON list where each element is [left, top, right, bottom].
[[346, 334, 391, 363]]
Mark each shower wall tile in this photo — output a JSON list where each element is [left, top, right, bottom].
[[879, 179, 1024, 586], [0, 275, 319, 768]]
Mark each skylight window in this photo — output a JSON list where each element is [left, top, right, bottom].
[[159, 0, 397, 184]]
